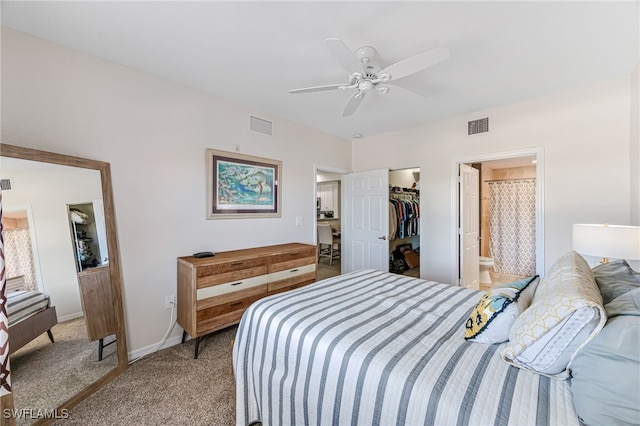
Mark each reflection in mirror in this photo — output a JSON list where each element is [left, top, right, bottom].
[[0, 144, 127, 426]]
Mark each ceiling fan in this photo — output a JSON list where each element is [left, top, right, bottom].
[[289, 38, 451, 117]]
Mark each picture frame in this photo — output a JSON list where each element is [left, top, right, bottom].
[[206, 149, 282, 219]]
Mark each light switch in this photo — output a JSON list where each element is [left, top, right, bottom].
[[296, 217, 303, 226]]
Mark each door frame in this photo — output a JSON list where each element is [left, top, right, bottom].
[[451, 147, 545, 286]]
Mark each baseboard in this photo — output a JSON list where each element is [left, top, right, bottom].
[[127, 334, 183, 361], [57, 311, 84, 323]]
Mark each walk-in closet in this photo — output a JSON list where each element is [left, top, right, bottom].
[[389, 168, 420, 277]]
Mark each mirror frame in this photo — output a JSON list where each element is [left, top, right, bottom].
[[0, 143, 128, 426]]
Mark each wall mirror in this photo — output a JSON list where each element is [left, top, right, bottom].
[[0, 144, 127, 426]]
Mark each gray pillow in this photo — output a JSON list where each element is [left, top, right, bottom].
[[592, 260, 640, 305], [569, 288, 640, 426]]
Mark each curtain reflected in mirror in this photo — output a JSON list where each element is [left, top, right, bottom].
[[1, 152, 124, 425]]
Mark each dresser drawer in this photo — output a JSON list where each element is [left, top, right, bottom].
[[197, 258, 268, 289], [197, 274, 267, 300], [267, 263, 316, 293], [269, 247, 317, 273], [196, 292, 264, 324], [196, 310, 246, 336], [195, 284, 267, 336]]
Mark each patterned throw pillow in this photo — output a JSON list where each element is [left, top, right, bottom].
[[501, 251, 607, 378], [465, 276, 539, 344]]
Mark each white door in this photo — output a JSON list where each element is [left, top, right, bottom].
[[460, 164, 480, 289], [342, 169, 389, 273]]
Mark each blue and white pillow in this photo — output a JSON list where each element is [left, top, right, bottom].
[[465, 276, 539, 344]]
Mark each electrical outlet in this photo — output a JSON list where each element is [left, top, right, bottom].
[[165, 295, 175, 309]]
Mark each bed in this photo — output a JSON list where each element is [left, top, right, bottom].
[[234, 268, 585, 426], [235, 250, 640, 426], [6, 276, 58, 355]]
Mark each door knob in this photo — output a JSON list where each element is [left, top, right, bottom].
[[378, 236, 387, 240]]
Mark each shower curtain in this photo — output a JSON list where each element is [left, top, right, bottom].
[[488, 179, 536, 276], [3, 228, 37, 290]]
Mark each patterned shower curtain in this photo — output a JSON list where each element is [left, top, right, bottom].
[[488, 179, 536, 276], [3, 228, 37, 290]]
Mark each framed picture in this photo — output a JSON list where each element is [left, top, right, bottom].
[[206, 149, 282, 219]]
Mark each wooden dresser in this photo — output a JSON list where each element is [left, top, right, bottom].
[[177, 242, 317, 358]]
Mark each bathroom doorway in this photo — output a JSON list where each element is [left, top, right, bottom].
[[2, 207, 43, 292], [454, 149, 544, 288]]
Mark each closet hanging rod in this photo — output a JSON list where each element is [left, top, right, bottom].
[[485, 178, 536, 183]]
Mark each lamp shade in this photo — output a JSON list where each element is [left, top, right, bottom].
[[572, 224, 640, 260]]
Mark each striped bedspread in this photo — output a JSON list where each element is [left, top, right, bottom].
[[6, 290, 51, 326], [234, 269, 579, 426]]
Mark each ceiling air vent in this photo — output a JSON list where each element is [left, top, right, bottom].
[[468, 117, 489, 135], [250, 116, 273, 136], [1, 179, 12, 191]]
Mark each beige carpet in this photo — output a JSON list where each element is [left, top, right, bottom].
[[11, 317, 118, 426], [317, 258, 341, 280], [53, 326, 237, 425]]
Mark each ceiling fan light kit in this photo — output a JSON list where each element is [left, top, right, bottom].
[[289, 38, 450, 116], [355, 46, 376, 64]]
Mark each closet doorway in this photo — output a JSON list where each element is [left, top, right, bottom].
[[337, 167, 422, 277], [454, 148, 544, 289], [389, 168, 421, 278]]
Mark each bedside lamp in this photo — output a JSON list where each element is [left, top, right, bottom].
[[572, 224, 640, 263]]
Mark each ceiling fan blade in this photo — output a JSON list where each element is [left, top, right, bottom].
[[380, 47, 450, 81], [325, 38, 364, 73], [343, 92, 365, 117], [289, 84, 345, 94], [385, 82, 427, 98]]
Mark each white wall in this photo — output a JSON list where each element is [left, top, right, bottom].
[[316, 172, 342, 182], [630, 63, 639, 226], [0, 163, 103, 320], [353, 77, 633, 282], [1, 28, 351, 353]]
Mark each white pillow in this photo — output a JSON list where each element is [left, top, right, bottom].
[[464, 276, 539, 344], [501, 251, 607, 378]]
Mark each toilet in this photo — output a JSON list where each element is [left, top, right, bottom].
[[479, 256, 494, 284]]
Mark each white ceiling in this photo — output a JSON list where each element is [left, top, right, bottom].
[[2, 1, 638, 140]]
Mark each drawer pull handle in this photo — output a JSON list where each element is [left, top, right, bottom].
[[231, 281, 243, 286], [231, 262, 243, 266], [290, 269, 299, 273], [229, 301, 243, 307]]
